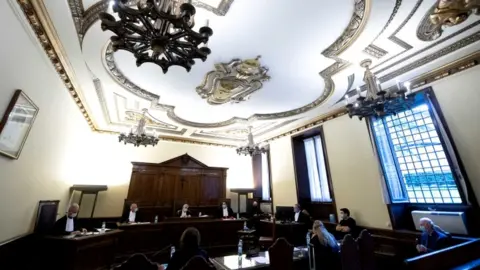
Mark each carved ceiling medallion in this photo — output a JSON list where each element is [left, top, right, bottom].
[[196, 56, 270, 105], [417, 0, 480, 41]]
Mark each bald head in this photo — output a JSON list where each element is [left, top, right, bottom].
[[419, 217, 434, 232], [67, 203, 79, 218], [253, 201, 258, 207]]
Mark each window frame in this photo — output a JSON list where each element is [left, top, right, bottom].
[[291, 127, 336, 206], [370, 88, 469, 205]]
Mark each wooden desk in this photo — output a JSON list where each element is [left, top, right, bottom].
[[212, 246, 309, 269], [257, 220, 308, 247], [40, 230, 122, 270], [118, 218, 246, 255]]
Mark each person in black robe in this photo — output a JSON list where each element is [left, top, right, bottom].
[[177, 204, 192, 218], [121, 203, 143, 223], [219, 201, 235, 218], [51, 203, 86, 235]]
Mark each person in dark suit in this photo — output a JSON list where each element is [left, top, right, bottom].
[[219, 201, 235, 218], [293, 204, 309, 223], [177, 204, 192, 218], [51, 203, 86, 235], [166, 227, 210, 270], [416, 217, 448, 253], [121, 203, 143, 223]]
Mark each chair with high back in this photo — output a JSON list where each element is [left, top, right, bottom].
[[268, 237, 294, 270], [180, 255, 216, 270], [340, 234, 361, 270], [357, 230, 376, 270], [259, 220, 276, 249]]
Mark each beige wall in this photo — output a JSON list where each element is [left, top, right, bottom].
[[0, 2, 252, 242], [270, 65, 480, 229]]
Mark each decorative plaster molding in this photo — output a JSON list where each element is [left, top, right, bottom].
[[375, 20, 480, 75], [266, 51, 480, 144], [196, 56, 270, 105], [363, 44, 389, 59], [371, 0, 423, 70], [17, 0, 95, 130], [417, 0, 480, 42]]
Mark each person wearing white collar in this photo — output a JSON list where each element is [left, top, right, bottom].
[[122, 203, 142, 223], [178, 204, 191, 218], [52, 203, 86, 235], [220, 202, 234, 218]]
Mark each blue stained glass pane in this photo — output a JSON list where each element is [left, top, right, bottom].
[[371, 100, 463, 204]]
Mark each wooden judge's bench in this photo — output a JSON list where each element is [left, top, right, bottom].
[[125, 154, 229, 219]]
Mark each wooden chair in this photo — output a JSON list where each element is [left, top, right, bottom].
[[268, 237, 294, 270], [113, 253, 159, 270], [340, 234, 361, 270], [357, 230, 376, 270], [259, 219, 276, 249], [180, 255, 216, 270]]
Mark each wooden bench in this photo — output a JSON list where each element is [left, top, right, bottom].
[[404, 239, 480, 270]]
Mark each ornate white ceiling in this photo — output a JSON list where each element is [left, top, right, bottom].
[[16, 0, 480, 146]]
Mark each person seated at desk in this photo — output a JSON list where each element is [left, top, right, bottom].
[[51, 203, 86, 235], [177, 204, 192, 218], [311, 221, 340, 268], [121, 203, 142, 223], [250, 201, 263, 217], [335, 208, 357, 239], [219, 201, 235, 218], [416, 217, 448, 253], [166, 227, 210, 270], [293, 203, 309, 223]]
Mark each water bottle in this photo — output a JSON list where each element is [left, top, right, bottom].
[[236, 213, 240, 219], [306, 231, 311, 246], [329, 214, 336, 223], [238, 239, 243, 256], [170, 246, 176, 258], [199, 212, 202, 217], [154, 215, 158, 223], [243, 221, 248, 231], [101, 221, 106, 233]]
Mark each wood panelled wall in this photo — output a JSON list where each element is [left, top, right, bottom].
[[127, 154, 228, 209]]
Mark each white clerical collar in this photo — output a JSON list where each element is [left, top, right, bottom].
[[65, 217, 74, 232]]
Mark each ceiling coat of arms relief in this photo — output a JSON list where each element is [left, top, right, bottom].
[[195, 56, 270, 105]]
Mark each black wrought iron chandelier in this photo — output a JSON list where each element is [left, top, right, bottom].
[[236, 126, 267, 156], [119, 109, 159, 147], [100, 0, 213, 73], [345, 59, 416, 120]]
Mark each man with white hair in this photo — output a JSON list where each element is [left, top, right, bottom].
[[121, 202, 143, 223], [416, 217, 448, 253], [52, 203, 86, 235]]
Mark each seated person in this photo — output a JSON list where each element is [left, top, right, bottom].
[[250, 201, 263, 217], [335, 208, 356, 239], [177, 204, 192, 218], [219, 201, 235, 218], [51, 203, 87, 235], [121, 203, 142, 223], [167, 227, 209, 270], [311, 221, 340, 268], [416, 217, 448, 253], [293, 203, 309, 223]]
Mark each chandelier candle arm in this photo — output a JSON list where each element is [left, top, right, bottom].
[[100, 0, 213, 74], [346, 59, 416, 120]]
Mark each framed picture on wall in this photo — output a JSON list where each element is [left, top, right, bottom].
[[0, 90, 39, 159]]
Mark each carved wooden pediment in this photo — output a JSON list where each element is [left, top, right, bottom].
[[158, 153, 208, 168]]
